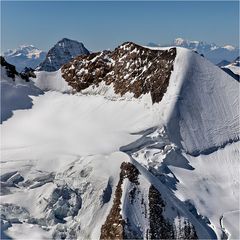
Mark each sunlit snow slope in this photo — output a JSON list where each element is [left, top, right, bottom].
[[1, 45, 239, 240], [155, 48, 239, 155]]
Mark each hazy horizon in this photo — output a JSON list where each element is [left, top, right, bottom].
[[1, 1, 239, 53]]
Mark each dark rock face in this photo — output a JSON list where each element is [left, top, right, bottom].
[[0, 56, 35, 82], [148, 185, 198, 240], [62, 42, 176, 103], [20, 67, 36, 80], [148, 185, 174, 239], [39, 38, 90, 72], [0, 56, 18, 79], [100, 162, 140, 240], [101, 162, 198, 240]]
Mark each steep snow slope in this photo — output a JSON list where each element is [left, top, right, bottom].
[[1, 44, 239, 239], [155, 48, 239, 155], [170, 142, 240, 239], [0, 59, 43, 123], [4, 45, 46, 72]]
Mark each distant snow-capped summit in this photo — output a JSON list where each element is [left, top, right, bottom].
[[149, 38, 239, 64], [173, 38, 239, 64], [4, 45, 47, 72], [173, 37, 218, 52], [38, 38, 90, 72], [222, 45, 236, 51]]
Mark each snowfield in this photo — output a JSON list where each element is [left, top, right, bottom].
[[1, 46, 239, 239], [1, 91, 155, 155], [1, 67, 43, 123]]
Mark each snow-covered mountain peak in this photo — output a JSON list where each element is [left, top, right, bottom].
[[38, 38, 90, 72], [60, 42, 176, 103], [223, 45, 236, 51], [61, 44, 240, 155], [173, 37, 202, 47], [150, 38, 239, 64], [174, 37, 186, 45], [3, 45, 47, 72], [4, 45, 44, 58], [19, 44, 36, 50], [23, 43, 236, 159], [1, 41, 239, 239], [173, 37, 217, 51], [55, 38, 83, 49]]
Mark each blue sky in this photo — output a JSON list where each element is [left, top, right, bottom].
[[1, 1, 239, 52]]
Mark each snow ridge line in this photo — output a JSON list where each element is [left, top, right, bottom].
[[186, 136, 240, 157], [129, 157, 217, 240]]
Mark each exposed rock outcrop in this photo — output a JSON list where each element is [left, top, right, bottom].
[[62, 42, 176, 103], [0, 56, 35, 82], [100, 162, 140, 240], [0, 56, 19, 79]]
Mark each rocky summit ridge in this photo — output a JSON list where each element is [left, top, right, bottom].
[[62, 42, 176, 103]]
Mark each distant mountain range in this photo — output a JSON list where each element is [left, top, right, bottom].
[[3, 37, 239, 73], [148, 38, 239, 64], [4, 45, 47, 72], [3, 38, 90, 72]]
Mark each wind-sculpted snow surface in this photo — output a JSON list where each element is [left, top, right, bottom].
[[1, 43, 239, 239], [151, 48, 239, 155]]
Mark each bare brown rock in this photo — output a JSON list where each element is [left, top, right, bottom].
[[100, 162, 140, 240], [61, 42, 176, 103]]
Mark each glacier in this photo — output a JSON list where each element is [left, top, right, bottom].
[[0, 45, 239, 239]]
